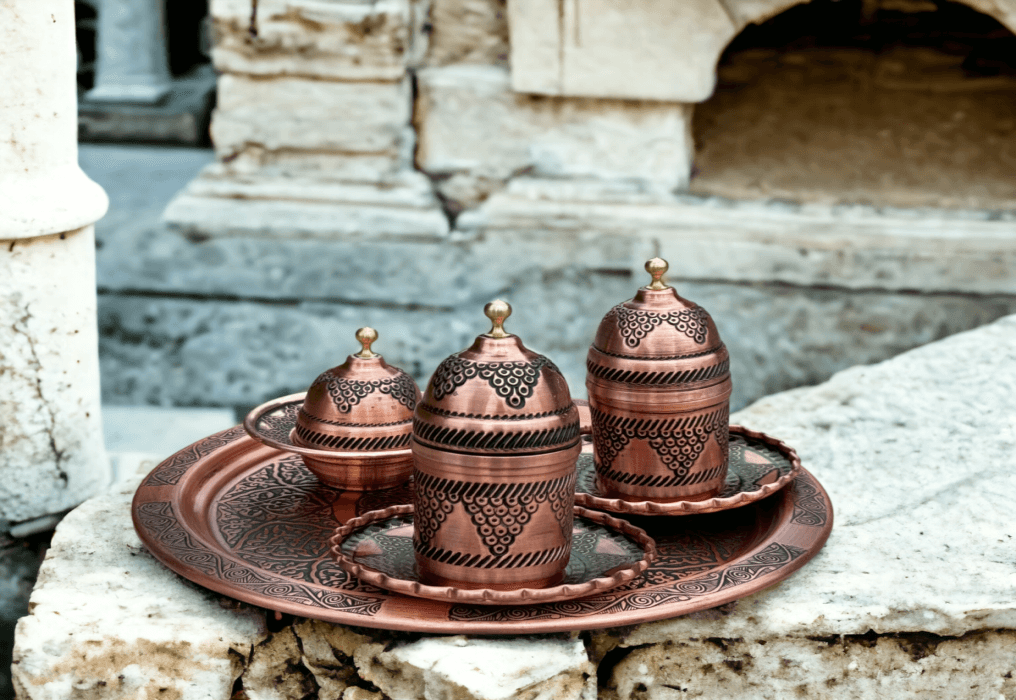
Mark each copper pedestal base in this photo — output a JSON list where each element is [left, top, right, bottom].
[[132, 427, 833, 634]]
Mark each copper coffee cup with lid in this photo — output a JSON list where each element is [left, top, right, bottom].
[[412, 301, 581, 590], [586, 258, 733, 502], [293, 327, 420, 490]]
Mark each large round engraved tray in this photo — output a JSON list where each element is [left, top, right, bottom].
[[132, 426, 833, 634]]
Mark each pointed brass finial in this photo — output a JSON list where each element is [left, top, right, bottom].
[[645, 257, 670, 291], [354, 327, 379, 358], [483, 300, 512, 338]]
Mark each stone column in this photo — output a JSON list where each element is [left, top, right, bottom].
[[86, 0, 172, 104], [1, 0, 111, 526]]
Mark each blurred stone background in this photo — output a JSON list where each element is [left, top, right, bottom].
[[3, 0, 1016, 697]]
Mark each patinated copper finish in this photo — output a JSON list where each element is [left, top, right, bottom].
[[243, 327, 420, 490], [329, 504, 656, 605], [131, 426, 833, 633], [412, 301, 581, 590], [587, 258, 733, 502], [576, 425, 801, 516]]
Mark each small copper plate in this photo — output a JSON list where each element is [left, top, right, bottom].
[[132, 428, 833, 634], [575, 425, 801, 516], [329, 505, 656, 605]]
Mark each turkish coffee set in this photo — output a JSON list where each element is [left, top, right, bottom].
[[132, 258, 833, 632]]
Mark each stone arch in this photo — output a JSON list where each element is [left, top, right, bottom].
[[689, 0, 1016, 209], [508, 0, 1016, 102]]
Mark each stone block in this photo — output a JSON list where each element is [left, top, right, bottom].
[[212, 0, 420, 81], [194, 145, 411, 183], [427, 0, 509, 66], [358, 636, 594, 700], [0, 229, 109, 524], [79, 65, 217, 146], [464, 179, 1016, 294], [211, 74, 412, 156], [415, 65, 694, 204], [162, 190, 450, 240], [508, 0, 736, 102], [11, 458, 267, 700]]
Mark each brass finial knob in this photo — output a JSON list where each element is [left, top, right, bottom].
[[484, 300, 512, 338], [645, 257, 670, 291], [354, 327, 379, 358]]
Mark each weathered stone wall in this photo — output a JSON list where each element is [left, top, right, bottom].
[[103, 0, 1016, 417]]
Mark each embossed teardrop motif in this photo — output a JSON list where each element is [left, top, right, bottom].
[[429, 355, 560, 409], [414, 472, 575, 559], [591, 406, 729, 479], [606, 304, 711, 348], [310, 371, 418, 414]]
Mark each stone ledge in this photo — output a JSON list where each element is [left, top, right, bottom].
[[460, 178, 1016, 295], [14, 315, 1016, 699]]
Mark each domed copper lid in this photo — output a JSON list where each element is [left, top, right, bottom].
[[295, 327, 420, 452], [592, 258, 724, 359], [413, 301, 580, 455]]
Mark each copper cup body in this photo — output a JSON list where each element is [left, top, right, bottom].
[[301, 449, 413, 491], [587, 345, 732, 501], [412, 440, 579, 590]]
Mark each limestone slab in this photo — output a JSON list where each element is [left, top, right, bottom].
[[463, 180, 1016, 294], [415, 65, 694, 202], [211, 75, 412, 156], [427, 0, 509, 66], [0, 229, 110, 524], [162, 192, 450, 240], [358, 636, 594, 700], [212, 0, 419, 81], [508, 0, 736, 102], [605, 631, 1016, 700], [11, 457, 267, 700]]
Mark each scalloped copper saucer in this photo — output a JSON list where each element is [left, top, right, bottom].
[[575, 425, 801, 516], [244, 393, 412, 463], [329, 505, 656, 605]]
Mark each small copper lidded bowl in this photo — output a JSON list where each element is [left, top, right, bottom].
[[586, 258, 733, 502], [244, 327, 420, 491], [412, 301, 581, 590]]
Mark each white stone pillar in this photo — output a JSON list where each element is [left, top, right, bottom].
[[1, 0, 111, 525], [86, 0, 172, 104]]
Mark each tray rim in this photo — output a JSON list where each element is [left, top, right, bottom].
[[574, 424, 802, 515], [131, 426, 834, 634], [329, 504, 658, 605]]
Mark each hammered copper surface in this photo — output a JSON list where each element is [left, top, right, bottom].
[[244, 328, 419, 491], [329, 504, 656, 605], [587, 258, 733, 502], [412, 301, 581, 590], [576, 426, 801, 516], [132, 427, 833, 634]]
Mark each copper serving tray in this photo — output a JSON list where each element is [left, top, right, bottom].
[[132, 427, 833, 634]]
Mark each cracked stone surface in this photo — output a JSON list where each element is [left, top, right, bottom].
[[0, 228, 109, 524], [13, 317, 1016, 698]]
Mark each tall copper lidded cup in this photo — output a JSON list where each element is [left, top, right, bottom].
[[412, 301, 581, 590], [586, 258, 733, 501]]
